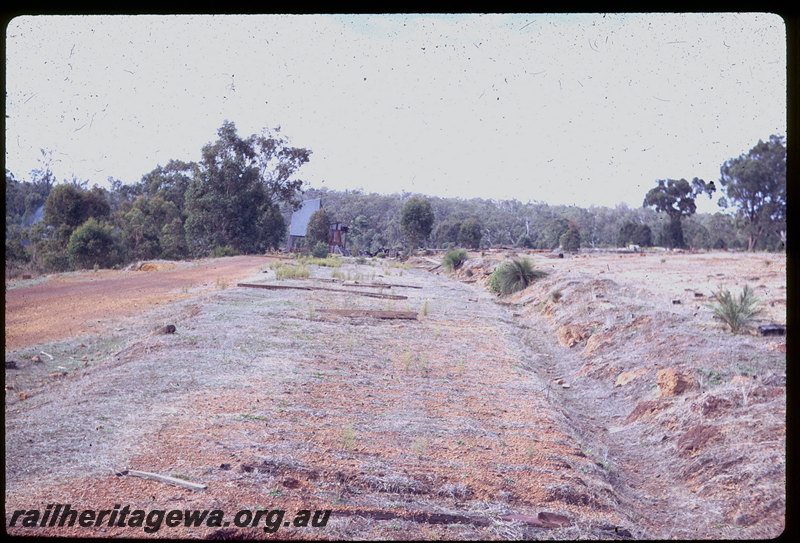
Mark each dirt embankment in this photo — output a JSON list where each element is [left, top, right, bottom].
[[442, 250, 786, 538], [4, 251, 785, 539]]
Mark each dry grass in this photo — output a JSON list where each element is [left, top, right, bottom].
[[5, 251, 785, 540]]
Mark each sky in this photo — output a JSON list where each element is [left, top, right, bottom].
[[5, 13, 787, 214]]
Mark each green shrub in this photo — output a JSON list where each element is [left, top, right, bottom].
[[489, 258, 547, 295], [67, 218, 122, 270], [706, 285, 762, 333], [311, 241, 329, 258], [442, 248, 468, 272], [212, 244, 238, 257], [516, 234, 534, 249], [559, 226, 581, 253]]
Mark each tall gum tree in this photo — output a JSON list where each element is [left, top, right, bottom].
[[718, 135, 786, 251], [184, 121, 311, 255], [400, 196, 434, 252], [643, 178, 715, 249]]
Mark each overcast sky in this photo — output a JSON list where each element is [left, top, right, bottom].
[[5, 13, 786, 213]]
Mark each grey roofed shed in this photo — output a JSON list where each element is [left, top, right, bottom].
[[288, 198, 322, 237]]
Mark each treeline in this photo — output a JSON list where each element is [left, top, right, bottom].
[[302, 187, 753, 254], [5, 127, 785, 277], [308, 135, 785, 255], [6, 121, 309, 275]]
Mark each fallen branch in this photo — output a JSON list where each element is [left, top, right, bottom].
[[317, 309, 418, 320], [40, 351, 54, 360], [237, 283, 407, 300], [117, 469, 207, 491]]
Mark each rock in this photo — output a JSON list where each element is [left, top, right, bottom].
[[557, 325, 588, 348], [31, 355, 42, 363], [656, 368, 697, 397], [615, 368, 647, 387], [584, 331, 615, 355], [154, 324, 177, 335], [5, 360, 19, 369], [757, 324, 786, 337], [625, 399, 671, 423]]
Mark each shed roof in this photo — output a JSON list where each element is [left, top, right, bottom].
[[288, 198, 322, 237]]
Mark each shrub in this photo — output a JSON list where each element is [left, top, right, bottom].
[[306, 208, 331, 247], [706, 285, 761, 333], [311, 241, 329, 258], [442, 248, 468, 272], [212, 244, 238, 257], [457, 217, 482, 249], [489, 258, 547, 295], [517, 234, 534, 249], [67, 218, 122, 270], [273, 263, 310, 280], [559, 225, 581, 253]]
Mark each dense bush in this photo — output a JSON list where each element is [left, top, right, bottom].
[[559, 224, 581, 252], [457, 217, 482, 249], [66, 218, 122, 270], [442, 248, 468, 272], [306, 208, 331, 248], [516, 234, 534, 248], [617, 222, 652, 247], [212, 244, 239, 257], [489, 258, 547, 295], [311, 240, 329, 258]]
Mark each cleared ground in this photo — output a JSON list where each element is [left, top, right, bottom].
[[4, 255, 278, 351], [4, 251, 786, 539]]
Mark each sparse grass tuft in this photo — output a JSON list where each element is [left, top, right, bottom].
[[489, 258, 547, 295], [442, 249, 468, 272], [411, 436, 428, 457], [274, 263, 310, 280], [341, 423, 357, 451], [706, 284, 761, 333], [298, 255, 342, 268], [549, 289, 563, 302]]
